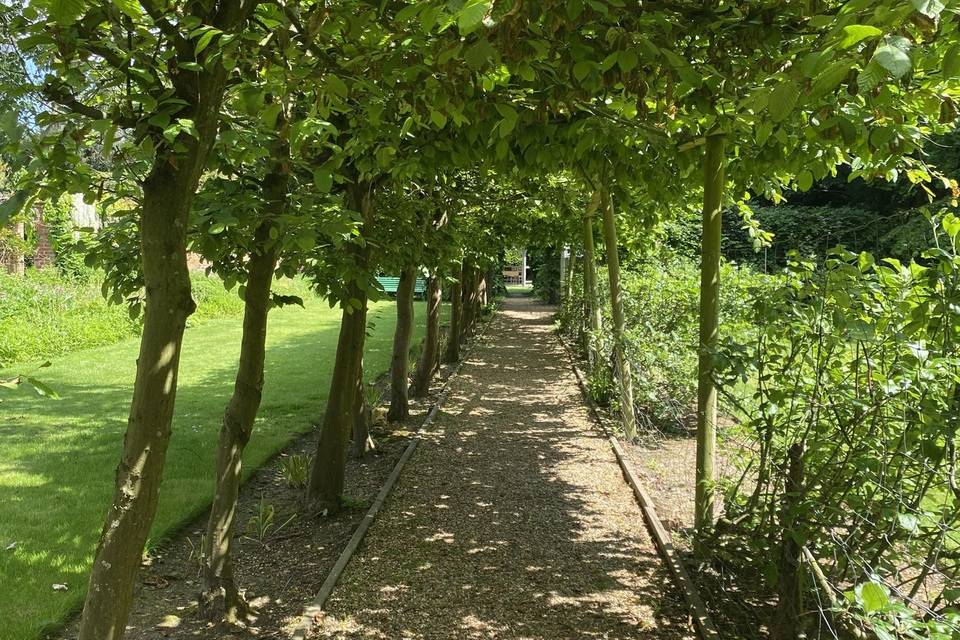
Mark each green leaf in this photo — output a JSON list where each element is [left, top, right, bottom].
[[857, 61, 885, 92], [495, 103, 518, 122], [463, 39, 495, 70], [942, 212, 960, 240], [111, 0, 141, 19], [261, 103, 282, 130], [858, 581, 889, 613], [944, 44, 960, 78], [194, 27, 222, 56], [618, 49, 638, 73], [839, 25, 882, 49], [430, 110, 447, 128], [810, 60, 852, 99], [797, 170, 814, 192], [313, 169, 333, 193], [325, 75, 348, 98], [44, 0, 86, 24], [0, 190, 29, 225], [897, 512, 919, 533], [912, 0, 944, 18], [24, 377, 60, 400], [768, 79, 799, 123], [873, 43, 911, 79], [458, 0, 491, 35], [573, 60, 593, 82]]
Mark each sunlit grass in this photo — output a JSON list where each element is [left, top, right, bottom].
[[0, 289, 427, 640]]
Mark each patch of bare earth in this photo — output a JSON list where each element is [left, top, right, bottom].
[[621, 424, 774, 639], [313, 296, 695, 640], [54, 353, 466, 640]]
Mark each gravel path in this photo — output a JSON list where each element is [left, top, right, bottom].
[[313, 295, 696, 639]]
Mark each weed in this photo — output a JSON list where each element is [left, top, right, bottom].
[[278, 453, 312, 489]]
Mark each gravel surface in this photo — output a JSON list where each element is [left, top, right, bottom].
[[314, 295, 696, 639]]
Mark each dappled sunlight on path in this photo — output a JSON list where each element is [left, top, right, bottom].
[[315, 297, 695, 639]]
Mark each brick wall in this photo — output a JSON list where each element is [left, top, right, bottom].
[[31, 211, 55, 269]]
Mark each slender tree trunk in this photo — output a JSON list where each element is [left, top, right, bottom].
[[200, 129, 287, 619], [565, 249, 578, 302], [459, 262, 475, 342], [695, 133, 726, 537], [307, 182, 371, 513], [443, 267, 462, 363], [387, 266, 416, 421], [473, 269, 483, 320], [772, 443, 805, 640], [77, 167, 198, 640], [412, 274, 441, 397], [351, 358, 374, 457], [582, 191, 602, 364], [599, 188, 637, 442], [200, 228, 278, 621], [76, 5, 255, 637]]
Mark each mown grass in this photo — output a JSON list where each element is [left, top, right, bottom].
[[0, 287, 427, 640], [0, 269, 253, 366]]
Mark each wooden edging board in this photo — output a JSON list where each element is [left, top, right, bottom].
[[556, 333, 722, 640], [289, 306, 499, 639]]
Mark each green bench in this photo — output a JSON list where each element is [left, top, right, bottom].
[[376, 276, 427, 298]]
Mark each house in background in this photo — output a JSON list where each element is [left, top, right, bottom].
[[502, 249, 529, 285]]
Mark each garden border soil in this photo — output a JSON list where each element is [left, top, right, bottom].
[[289, 306, 498, 640], [556, 333, 721, 640]]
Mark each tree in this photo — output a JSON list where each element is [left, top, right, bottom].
[[7, 2, 262, 637]]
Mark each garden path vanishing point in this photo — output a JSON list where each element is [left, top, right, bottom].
[[309, 294, 697, 639]]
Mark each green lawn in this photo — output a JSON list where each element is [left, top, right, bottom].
[[506, 284, 532, 295], [0, 292, 425, 640]]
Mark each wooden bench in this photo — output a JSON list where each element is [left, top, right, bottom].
[[376, 276, 427, 298]]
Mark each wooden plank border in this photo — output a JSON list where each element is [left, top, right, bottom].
[[556, 333, 722, 640], [289, 306, 499, 639]]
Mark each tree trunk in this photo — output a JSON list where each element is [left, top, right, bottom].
[[565, 249, 578, 302], [200, 133, 287, 620], [695, 133, 726, 537], [387, 266, 416, 421], [200, 228, 277, 621], [473, 269, 483, 321], [460, 262, 476, 342], [76, 5, 254, 637], [599, 188, 637, 442], [351, 359, 374, 457], [582, 191, 602, 364], [443, 267, 462, 363], [307, 182, 371, 513], [412, 274, 441, 397], [77, 166, 198, 640], [772, 443, 805, 640]]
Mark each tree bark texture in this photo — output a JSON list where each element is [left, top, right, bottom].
[[412, 274, 441, 397], [200, 128, 287, 620], [76, 2, 256, 627], [772, 443, 805, 640], [387, 266, 416, 421], [582, 191, 602, 364], [599, 188, 637, 442], [443, 267, 462, 364], [307, 181, 372, 512], [351, 359, 374, 457], [459, 262, 476, 343], [695, 133, 726, 536]]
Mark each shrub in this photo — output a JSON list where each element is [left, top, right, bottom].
[[583, 252, 769, 433], [714, 215, 960, 635]]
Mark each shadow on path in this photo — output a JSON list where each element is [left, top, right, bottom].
[[315, 297, 695, 639]]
